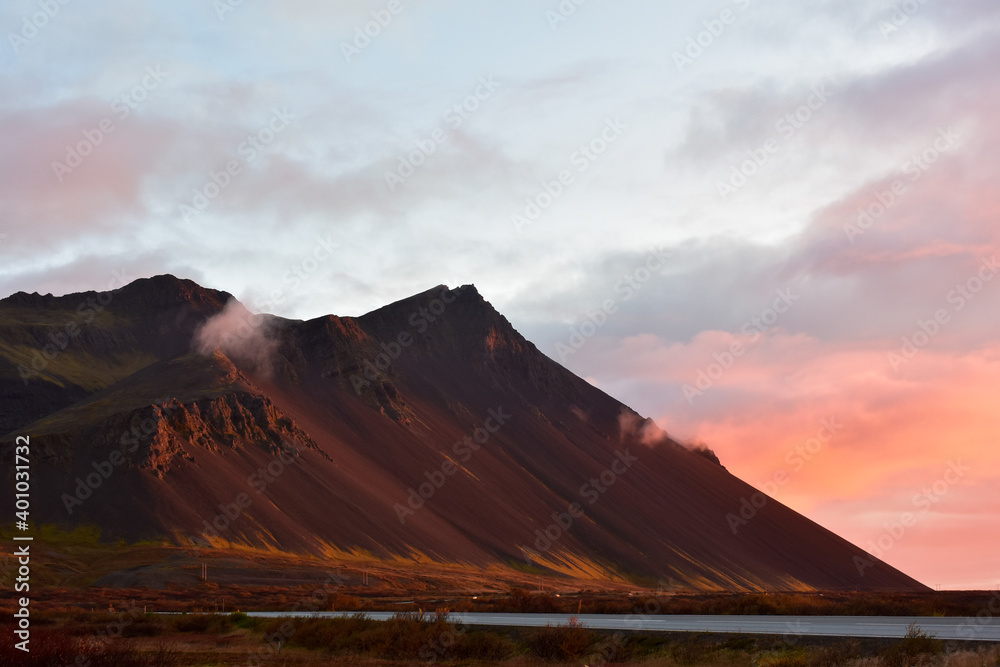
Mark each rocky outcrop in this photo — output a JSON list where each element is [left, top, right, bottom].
[[36, 392, 326, 479], [121, 392, 326, 475]]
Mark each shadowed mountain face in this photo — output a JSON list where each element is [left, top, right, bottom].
[[0, 275, 927, 591]]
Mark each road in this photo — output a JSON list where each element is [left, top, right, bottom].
[[243, 612, 1000, 642]]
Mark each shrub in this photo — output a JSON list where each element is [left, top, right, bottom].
[[331, 593, 361, 610], [0, 627, 178, 666], [171, 613, 232, 634], [670, 636, 716, 664], [453, 630, 517, 660], [758, 650, 810, 667], [524, 621, 596, 660], [228, 610, 255, 629], [581, 633, 634, 663], [281, 612, 465, 661], [808, 640, 861, 667], [120, 614, 166, 637], [881, 623, 944, 667]]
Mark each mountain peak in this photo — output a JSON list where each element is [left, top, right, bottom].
[[0, 290, 54, 308], [361, 283, 482, 314], [356, 283, 516, 354], [112, 274, 233, 312], [0, 274, 232, 313]]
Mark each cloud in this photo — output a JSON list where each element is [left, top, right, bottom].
[[193, 299, 280, 376], [689, 441, 723, 467], [617, 406, 723, 466], [617, 407, 670, 447]]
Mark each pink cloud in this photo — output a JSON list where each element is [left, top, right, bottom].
[[0, 101, 180, 250]]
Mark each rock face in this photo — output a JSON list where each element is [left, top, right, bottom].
[[70, 392, 325, 478], [0, 275, 930, 592]]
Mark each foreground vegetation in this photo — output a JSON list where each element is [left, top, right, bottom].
[[2, 528, 997, 664], [3, 611, 998, 667]]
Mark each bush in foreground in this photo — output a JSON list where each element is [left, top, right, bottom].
[[523, 620, 597, 661], [0, 627, 177, 666], [881, 623, 944, 667]]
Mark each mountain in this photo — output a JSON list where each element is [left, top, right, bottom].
[[0, 275, 927, 591]]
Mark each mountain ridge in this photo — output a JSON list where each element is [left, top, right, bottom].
[[0, 275, 929, 592]]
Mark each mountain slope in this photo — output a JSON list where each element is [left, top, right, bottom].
[[0, 276, 928, 591]]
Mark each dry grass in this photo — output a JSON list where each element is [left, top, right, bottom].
[[5, 610, 998, 667], [840, 647, 1000, 667]]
